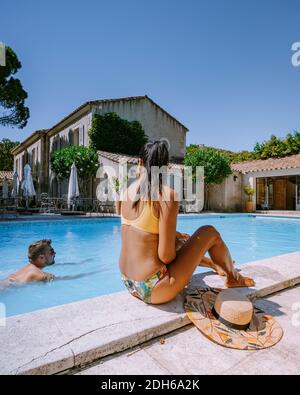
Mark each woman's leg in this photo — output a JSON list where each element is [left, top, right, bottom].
[[151, 225, 255, 304], [198, 256, 226, 276], [177, 235, 228, 276], [206, 237, 253, 287]]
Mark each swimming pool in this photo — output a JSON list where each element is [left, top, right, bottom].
[[1, 214, 300, 317]]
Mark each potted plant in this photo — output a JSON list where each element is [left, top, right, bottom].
[[244, 185, 255, 212]]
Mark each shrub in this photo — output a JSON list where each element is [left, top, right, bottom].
[[89, 112, 148, 155], [184, 147, 232, 209], [51, 146, 99, 196]]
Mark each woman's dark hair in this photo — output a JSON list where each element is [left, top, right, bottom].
[[132, 140, 169, 208]]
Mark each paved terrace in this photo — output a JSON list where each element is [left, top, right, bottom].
[[0, 251, 300, 375], [76, 285, 300, 375]]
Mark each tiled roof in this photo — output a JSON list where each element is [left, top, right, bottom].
[[231, 153, 300, 174], [98, 150, 185, 170], [0, 171, 13, 180]]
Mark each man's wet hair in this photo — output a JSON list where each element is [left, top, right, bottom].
[[28, 239, 52, 262]]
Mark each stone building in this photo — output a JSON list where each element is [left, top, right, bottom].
[[12, 95, 188, 198], [208, 154, 300, 212], [11, 130, 48, 196]]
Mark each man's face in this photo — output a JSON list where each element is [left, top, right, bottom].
[[45, 245, 56, 266]]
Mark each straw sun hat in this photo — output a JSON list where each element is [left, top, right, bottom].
[[184, 288, 283, 350]]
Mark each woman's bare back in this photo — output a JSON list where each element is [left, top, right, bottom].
[[118, 182, 170, 281]]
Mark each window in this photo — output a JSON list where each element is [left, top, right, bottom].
[[297, 176, 300, 206], [104, 172, 108, 194], [80, 125, 84, 146], [32, 148, 36, 167], [36, 146, 39, 172], [73, 128, 79, 146]]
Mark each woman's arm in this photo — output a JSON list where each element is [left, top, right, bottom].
[[115, 200, 121, 215], [176, 231, 190, 239], [158, 188, 179, 264], [175, 232, 190, 251]]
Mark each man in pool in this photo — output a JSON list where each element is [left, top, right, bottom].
[[3, 239, 56, 286]]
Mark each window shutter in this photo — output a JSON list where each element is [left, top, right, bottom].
[[79, 125, 84, 146], [68, 129, 73, 146]]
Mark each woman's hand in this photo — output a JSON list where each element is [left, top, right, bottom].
[[175, 231, 190, 251], [176, 231, 190, 240]]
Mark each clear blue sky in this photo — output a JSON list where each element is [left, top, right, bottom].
[[1, 0, 300, 151]]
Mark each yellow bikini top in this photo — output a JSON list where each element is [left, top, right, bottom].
[[121, 200, 159, 234]]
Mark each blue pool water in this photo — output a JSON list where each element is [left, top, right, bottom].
[[1, 214, 300, 317]]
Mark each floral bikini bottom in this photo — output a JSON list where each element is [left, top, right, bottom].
[[121, 265, 169, 304]]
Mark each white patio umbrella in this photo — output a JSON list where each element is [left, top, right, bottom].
[[21, 164, 36, 208], [2, 176, 9, 198], [11, 172, 19, 198], [68, 162, 80, 210]]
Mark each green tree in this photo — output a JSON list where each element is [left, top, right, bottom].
[[253, 133, 300, 159], [254, 134, 286, 158], [0, 138, 19, 170], [282, 131, 300, 156], [187, 131, 300, 171], [231, 150, 258, 163], [186, 144, 256, 164], [236, 132, 300, 161], [0, 46, 29, 128], [186, 144, 236, 162], [184, 147, 232, 209], [89, 112, 148, 155], [253, 142, 261, 153], [51, 146, 99, 196]]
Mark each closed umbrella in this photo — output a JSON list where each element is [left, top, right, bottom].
[[2, 177, 9, 198], [21, 164, 36, 208], [11, 172, 19, 198], [68, 162, 80, 210]]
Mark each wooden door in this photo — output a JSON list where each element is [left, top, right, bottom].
[[273, 178, 286, 210]]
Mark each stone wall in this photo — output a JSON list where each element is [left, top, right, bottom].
[[13, 136, 47, 197], [91, 97, 187, 160], [208, 171, 243, 212]]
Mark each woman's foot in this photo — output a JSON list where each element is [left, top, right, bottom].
[[199, 257, 230, 276], [225, 271, 255, 288]]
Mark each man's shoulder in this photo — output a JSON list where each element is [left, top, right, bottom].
[[29, 264, 42, 274], [27, 265, 47, 281]]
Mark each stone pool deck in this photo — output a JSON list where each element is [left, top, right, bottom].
[[0, 251, 300, 375], [0, 213, 119, 221], [76, 285, 300, 375]]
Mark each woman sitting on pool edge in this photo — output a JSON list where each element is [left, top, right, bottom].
[[116, 140, 255, 305]]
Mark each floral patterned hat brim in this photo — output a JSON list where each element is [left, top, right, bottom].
[[184, 288, 283, 350]]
